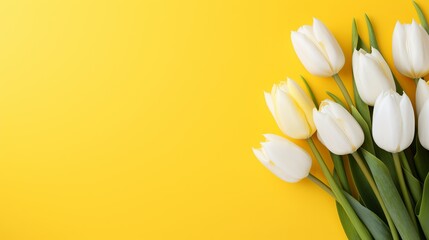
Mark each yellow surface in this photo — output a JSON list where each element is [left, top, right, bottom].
[[0, 0, 423, 239]]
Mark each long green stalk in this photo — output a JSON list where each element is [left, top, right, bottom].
[[392, 152, 417, 226], [332, 73, 354, 108], [306, 138, 372, 240]]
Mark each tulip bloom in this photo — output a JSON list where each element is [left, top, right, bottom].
[[417, 79, 429, 149], [253, 134, 312, 183], [416, 78, 429, 115], [352, 47, 396, 106], [313, 100, 364, 155], [264, 78, 316, 139], [392, 20, 429, 79], [291, 18, 345, 77], [373, 90, 415, 153]]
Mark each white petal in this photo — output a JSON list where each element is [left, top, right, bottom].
[[393, 21, 414, 77], [324, 101, 364, 150], [409, 20, 429, 77], [291, 31, 333, 77], [264, 92, 275, 117], [416, 79, 429, 115], [253, 148, 269, 163], [286, 78, 316, 134], [313, 108, 353, 155], [356, 50, 396, 105], [372, 92, 402, 152], [274, 89, 311, 139], [398, 93, 415, 151], [419, 101, 429, 150], [262, 141, 311, 182], [312, 18, 345, 74]]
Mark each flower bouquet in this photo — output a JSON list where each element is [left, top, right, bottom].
[[253, 2, 429, 239]]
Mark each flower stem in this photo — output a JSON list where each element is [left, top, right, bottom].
[[333, 73, 354, 108], [392, 152, 417, 226], [352, 151, 399, 240], [307, 173, 334, 198], [414, 78, 420, 85], [306, 138, 372, 240]]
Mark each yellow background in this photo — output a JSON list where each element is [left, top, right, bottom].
[[0, 0, 424, 239]]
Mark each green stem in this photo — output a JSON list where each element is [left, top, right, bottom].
[[352, 151, 399, 240], [392, 152, 417, 226], [414, 78, 420, 85], [331, 153, 351, 193], [306, 138, 372, 240], [333, 73, 354, 108], [308, 173, 335, 198]]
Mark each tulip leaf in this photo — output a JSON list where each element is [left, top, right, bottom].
[[326, 91, 346, 109], [348, 154, 384, 220], [415, 136, 429, 181], [352, 19, 369, 52], [345, 192, 393, 240], [414, 1, 429, 34], [352, 75, 372, 129], [361, 149, 420, 240], [332, 153, 351, 193], [403, 167, 422, 204], [336, 202, 361, 240], [365, 14, 379, 50], [351, 106, 374, 154], [417, 173, 429, 238], [300, 75, 318, 106]]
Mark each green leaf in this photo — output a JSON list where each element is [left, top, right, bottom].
[[365, 14, 379, 50], [337, 202, 361, 240], [348, 154, 384, 220], [391, 74, 404, 95], [352, 19, 369, 52], [415, 136, 429, 181], [345, 192, 393, 240], [403, 167, 422, 204], [362, 149, 420, 240], [300, 75, 318, 107], [414, 1, 429, 34], [326, 91, 346, 108], [332, 153, 351, 193], [417, 174, 429, 238], [351, 106, 374, 154]]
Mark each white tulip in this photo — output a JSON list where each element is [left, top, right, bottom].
[[373, 90, 415, 153], [419, 102, 429, 150], [416, 78, 429, 115], [352, 47, 396, 106], [392, 20, 429, 79], [253, 134, 312, 183], [291, 18, 345, 77], [265, 78, 316, 139], [313, 100, 364, 155]]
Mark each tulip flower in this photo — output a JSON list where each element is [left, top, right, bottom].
[[253, 134, 312, 183], [264, 78, 316, 139], [417, 79, 429, 149], [352, 47, 396, 106], [372, 90, 415, 153], [416, 78, 429, 115], [392, 20, 429, 79], [291, 18, 345, 77], [313, 100, 364, 155]]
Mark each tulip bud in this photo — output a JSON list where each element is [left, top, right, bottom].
[[352, 47, 396, 106], [416, 78, 429, 115], [264, 78, 316, 139], [253, 134, 312, 183], [373, 90, 415, 153], [392, 20, 429, 79], [291, 18, 345, 77], [313, 100, 364, 155], [419, 102, 429, 150]]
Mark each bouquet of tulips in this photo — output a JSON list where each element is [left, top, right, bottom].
[[253, 2, 429, 240]]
